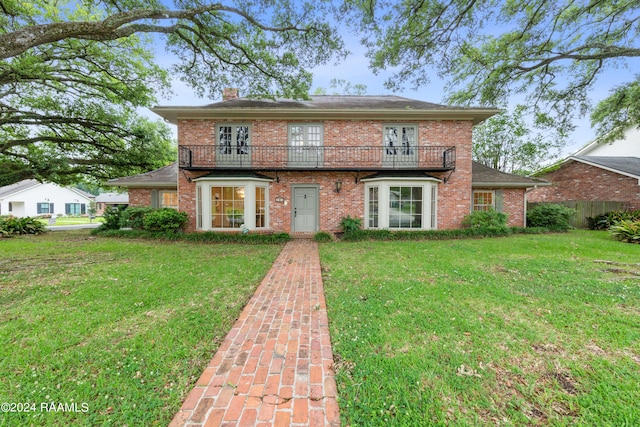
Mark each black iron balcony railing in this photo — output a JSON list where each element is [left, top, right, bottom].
[[179, 145, 456, 171]]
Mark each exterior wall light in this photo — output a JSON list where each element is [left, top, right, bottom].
[[335, 180, 343, 193]]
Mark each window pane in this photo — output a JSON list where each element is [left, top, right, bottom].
[[219, 126, 232, 153], [368, 186, 379, 228], [290, 126, 304, 146], [255, 187, 266, 228], [473, 191, 494, 211], [211, 186, 245, 228], [236, 126, 249, 154], [308, 126, 321, 146], [161, 191, 178, 209], [389, 186, 422, 229]]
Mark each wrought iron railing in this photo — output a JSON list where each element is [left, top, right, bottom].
[[179, 145, 456, 171]]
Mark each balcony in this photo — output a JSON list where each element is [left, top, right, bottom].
[[179, 145, 456, 171]]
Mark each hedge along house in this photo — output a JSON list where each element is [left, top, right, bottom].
[[145, 91, 544, 234]]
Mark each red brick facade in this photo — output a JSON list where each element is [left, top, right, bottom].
[[528, 161, 640, 210], [176, 119, 475, 233]]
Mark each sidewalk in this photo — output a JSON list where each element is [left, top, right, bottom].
[[169, 240, 340, 426]]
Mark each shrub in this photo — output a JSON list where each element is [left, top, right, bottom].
[[462, 209, 508, 229], [609, 220, 640, 244], [527, 203, 575, 230], [100, 206, 125, 230], [339, 215, 362, 234], [313, 231, 334, 243], [0, 216, 47, 236], [119, 207, 154, 229], [142, 208, 188, 233], [587, 210, 640, 230]]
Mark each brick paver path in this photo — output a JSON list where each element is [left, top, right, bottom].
[[169, 240, 340, 426]]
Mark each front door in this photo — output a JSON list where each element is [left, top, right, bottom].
[[293, 187, 318, 232]]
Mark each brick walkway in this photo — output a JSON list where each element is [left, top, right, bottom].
[[169, 240, 340, 427]]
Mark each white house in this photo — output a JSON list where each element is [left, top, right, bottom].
[[0, 180, 95, 217], [573, 126, 640, 157]]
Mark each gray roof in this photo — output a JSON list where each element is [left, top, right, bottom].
[[0, 179, 95, 200], [472, 162, 550, 188], [106, 163, 178, 188], [151, 95, 500, 125], [0, 179, 40, 198], [570, 156, 640, 178], [95, 192, 129, 203], [202, 95, 455, 110]]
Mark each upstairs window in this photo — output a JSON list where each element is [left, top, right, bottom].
[[289, 124, 323, 166], [217, 124, 250, 160], [384, 125, 416, 156]]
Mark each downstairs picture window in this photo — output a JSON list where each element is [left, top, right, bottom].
[[195, 178, 270, 231], [363, 178, 439, 230]]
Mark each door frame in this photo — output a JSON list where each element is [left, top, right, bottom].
[[290, 184, 320, 232]]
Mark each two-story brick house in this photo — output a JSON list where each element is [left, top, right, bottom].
[[111, 92, 546, 233]]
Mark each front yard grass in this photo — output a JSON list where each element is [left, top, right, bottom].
[[0, 230, 281, 426], [320, 230, 640, 426]]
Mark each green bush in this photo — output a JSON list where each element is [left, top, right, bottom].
[[339, 215, 362, 234], [339, 226, 551, 242], [0, 216, 47, 236], [142, 208, 188, 233], [462, 209, 508, 229], [527, 203, 575, 230], [119, 207, 154, 229], [313, 231, 334, 243], [100, 206, 125, 230], [609, 220, 640, 244], [587, 210, 640, 230]]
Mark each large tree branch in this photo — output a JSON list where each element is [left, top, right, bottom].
[[0, 4, 311, 60], [515, 44, 640, 72]]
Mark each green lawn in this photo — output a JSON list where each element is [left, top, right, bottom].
[[0, 230, 282, 426], [320, 231, 640, 426], [2, 230, 638, 426]]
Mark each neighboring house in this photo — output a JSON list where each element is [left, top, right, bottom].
[[95, 192, 129, 215], [573, 126, 640, 157], [528, 156, 640, 211], [111, 92, 553, 233], [106, 163, 178, 210], [0, 180, 94, 217], [529, 126, 640, 217]]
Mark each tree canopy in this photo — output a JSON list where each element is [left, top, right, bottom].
[[344, 0, 640, 141], [0, 0, 345, 185], [473, 107, 563, 175]]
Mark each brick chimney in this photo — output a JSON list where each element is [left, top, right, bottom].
[[222, 88, 239, 101]]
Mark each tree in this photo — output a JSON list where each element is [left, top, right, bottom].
[[473, 107, 562, 175], [314, 78, 368, 95], [0, 1, 345, 185], [343, 0, 640, 139]]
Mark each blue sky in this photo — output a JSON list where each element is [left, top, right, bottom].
[[148, 30, 639, 159]]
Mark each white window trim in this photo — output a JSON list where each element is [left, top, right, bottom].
[[472, 190, 495, 211], [194, 177, 271, 231], [363, 177, 440, 230]]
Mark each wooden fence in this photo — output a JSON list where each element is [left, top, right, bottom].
[[527, 201, 625, 229]]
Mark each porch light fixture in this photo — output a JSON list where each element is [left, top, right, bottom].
[[335, 180, 343, 194]]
